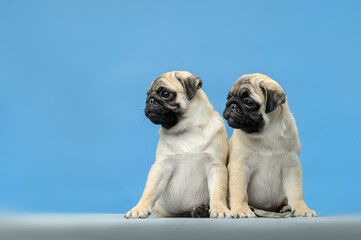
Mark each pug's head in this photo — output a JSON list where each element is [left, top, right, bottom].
[[223, 73, 286, 133], [145, 71, 202, 129]]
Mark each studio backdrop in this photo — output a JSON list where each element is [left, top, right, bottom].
[[0, 0, 360, 216]]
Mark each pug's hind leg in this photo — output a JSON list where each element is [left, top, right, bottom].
[[278, 199, 291, 213], [191, 204, 210, 218], [279, 205, 292, 213], [282, 159, 317, 217]]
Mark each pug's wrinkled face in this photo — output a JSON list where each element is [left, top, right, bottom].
[[223, 74, 286, 133], [223, 82, 264, 133], [145, 71, 202, 129]]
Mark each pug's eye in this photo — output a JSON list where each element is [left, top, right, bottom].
[[160, 90, 170, 98], [243, 98, 254, 107]]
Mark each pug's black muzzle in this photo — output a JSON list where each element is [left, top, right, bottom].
[[145, 97, 179, 129], [145, 98, 164, 114], [223, 103, 244, 129], [223, 101, 264, 133]]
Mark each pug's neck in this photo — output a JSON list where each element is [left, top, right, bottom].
[[160, 90, 214, 135]]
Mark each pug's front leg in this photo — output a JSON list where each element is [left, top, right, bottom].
[[208, 163, 232, 218], [228, 160, 256, 218], [125, 162, 172, 218], [282, 159, 317, 217]]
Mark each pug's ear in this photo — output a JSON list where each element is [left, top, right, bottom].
[[261, 83, 286, 113], [175, 73, 202, 100]]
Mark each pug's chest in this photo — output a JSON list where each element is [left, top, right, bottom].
[[164, 152, 214, 177], [246, 151, 288, 210], [164, 133, 210, 154], [157, 153, 213, 213]]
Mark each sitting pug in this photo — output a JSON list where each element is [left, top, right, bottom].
[[125, 71, 231, 218], [223, 73, 317, 218]]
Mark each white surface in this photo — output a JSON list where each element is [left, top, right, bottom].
[[0, 214, 360, 240]]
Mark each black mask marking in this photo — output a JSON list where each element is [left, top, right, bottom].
[[223, 90, 264, 133], [145, 87, 181, 129]]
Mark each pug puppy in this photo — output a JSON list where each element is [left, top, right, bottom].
[[223, 73, 317, 218], [125, 71, 231, 218]]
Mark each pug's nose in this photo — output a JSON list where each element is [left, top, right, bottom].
[[149, 98, 155, 104], [230, 103, 239, 111]]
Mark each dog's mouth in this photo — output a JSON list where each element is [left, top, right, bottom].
[[223, 104, 242, 121], [147, 112, 163, 120], [226, 115, 244, 129], [224, 107, 264, 133], [224, 107, 244, 129], [148, 112, 158, 117], [145, 106, 180, 129], [145, 110, 163, 120]]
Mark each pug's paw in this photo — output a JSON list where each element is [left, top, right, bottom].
[[231, 206, 257, 218], [125, 205, 152, 219]]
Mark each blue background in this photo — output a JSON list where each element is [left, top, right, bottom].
[[1, 0, 360, 216]]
